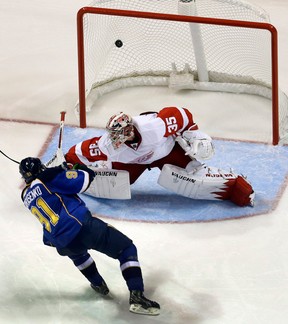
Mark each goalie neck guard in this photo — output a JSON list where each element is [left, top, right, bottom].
[[106, 112, 134, 148]]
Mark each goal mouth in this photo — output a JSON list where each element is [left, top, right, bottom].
[[76, 0, 288, 144]]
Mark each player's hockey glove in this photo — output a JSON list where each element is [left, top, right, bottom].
[[72, 163, 96, 183], [176, 129, 214, 160], [60, 161, 70, 170]]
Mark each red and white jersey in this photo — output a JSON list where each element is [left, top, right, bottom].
[[99, 106, 196, 164], [65, 136, 112, 168]]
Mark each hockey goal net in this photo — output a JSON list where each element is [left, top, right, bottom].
[[76, 0, 288, 145]]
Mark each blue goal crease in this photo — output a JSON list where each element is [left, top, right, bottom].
[[41, 126, 288, 223]]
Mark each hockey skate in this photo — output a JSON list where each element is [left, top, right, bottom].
[[129, 290, 160, 315], [91, 281, 109, 296]]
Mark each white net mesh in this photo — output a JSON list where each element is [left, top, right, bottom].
[[77, 0, 288, 143]]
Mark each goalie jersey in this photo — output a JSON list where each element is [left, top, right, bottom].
[[65, 137, 112, 169], [99, 107, 197, 164], [65, 106, 197, 166]]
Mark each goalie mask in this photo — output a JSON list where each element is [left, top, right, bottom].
[[19, 157, 46, 183], [106, 112, 134, 148]]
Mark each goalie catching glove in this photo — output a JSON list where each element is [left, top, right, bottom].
[[176, 129, 215, 160]]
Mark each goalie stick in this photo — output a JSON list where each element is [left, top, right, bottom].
[[46, 111, 66, 167]]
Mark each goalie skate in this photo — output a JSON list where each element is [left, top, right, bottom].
[[129, 290, 160, 316]]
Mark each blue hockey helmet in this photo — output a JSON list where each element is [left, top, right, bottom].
[[19, 157, 46, 183]]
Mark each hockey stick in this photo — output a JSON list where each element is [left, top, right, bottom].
[[0, 150, 20, 164], [45, 111, 66, 167], [1, 111, 66, 167]]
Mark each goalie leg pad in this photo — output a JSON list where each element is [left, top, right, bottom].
[[229, 176, 254, 207], [157, 164, 238, 201], [157, 164, 254, 206]]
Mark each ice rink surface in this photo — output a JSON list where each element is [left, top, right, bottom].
[[1, 1, 288, 323]]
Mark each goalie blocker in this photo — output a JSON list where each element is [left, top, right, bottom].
[[84, 166, 131, 200], [157, 163, 254, 207]]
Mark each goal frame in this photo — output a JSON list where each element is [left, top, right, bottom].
[[76, 6, 279, 144]]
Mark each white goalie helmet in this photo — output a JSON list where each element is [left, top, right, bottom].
[[106, 112, 134, 148]]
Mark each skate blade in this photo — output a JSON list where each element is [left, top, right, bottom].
[[129, 304, 160, 316]]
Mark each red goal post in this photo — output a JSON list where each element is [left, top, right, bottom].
[[76, 1, 287, 145]]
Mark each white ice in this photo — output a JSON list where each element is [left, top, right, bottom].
[[0, 1, 288, 323]]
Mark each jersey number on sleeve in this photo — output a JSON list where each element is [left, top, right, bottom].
[[89, 143, 101, 156], [31, 197, 60, 232], [165, 116, 178, 133]]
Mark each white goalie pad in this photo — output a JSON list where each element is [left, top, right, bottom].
[[84, 168, 131, 200], [157, 164, 237, 201]]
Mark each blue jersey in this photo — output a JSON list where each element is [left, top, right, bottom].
[[21, 166, 94, 249]]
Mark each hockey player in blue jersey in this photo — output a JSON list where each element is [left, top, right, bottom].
[[19, 157, 160, 316]]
